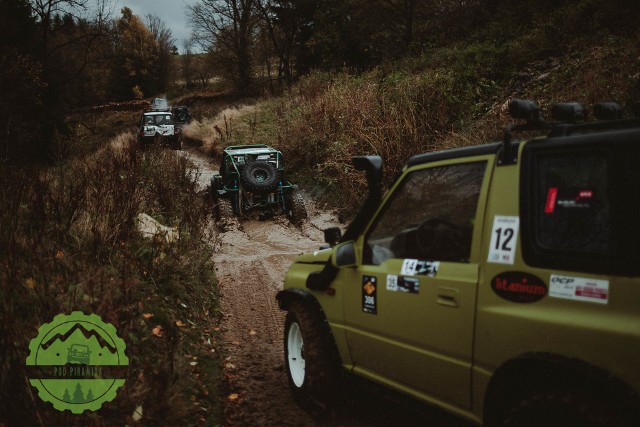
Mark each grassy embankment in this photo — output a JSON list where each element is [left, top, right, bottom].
[[0, 110, 224, 425], [184, 33, 639, 217]]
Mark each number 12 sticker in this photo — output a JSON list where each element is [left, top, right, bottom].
[[487, 215, 519, 265]]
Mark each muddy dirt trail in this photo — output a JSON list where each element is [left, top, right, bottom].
[[184, 150, 470, 427]]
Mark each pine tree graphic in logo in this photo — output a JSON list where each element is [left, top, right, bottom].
[[26, 312, 128, 413]]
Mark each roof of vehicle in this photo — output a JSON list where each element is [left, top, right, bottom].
[[407, 142, 501, 167], [223, 145, 281, 156], [143, 111, 173, 116]]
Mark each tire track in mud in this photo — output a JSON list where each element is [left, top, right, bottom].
[[215, 215, 343, 426]]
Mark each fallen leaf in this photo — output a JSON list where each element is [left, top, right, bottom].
[[143, 313, 154, 319], [132, 405, 143, 422], [228, 393, 239, 401], [55, 250, 64, 260], [152, 326, 163, 337], [249, 330, 256, 336], [24, 278, 35, 290], [190, 361, 198, 366], [231, 341, 240, 345], [176, 320, 186, 327]]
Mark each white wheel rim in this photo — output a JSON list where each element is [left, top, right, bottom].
[[287, 322, 305, 388]]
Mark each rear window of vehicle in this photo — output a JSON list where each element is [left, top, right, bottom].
[[535, 151, 610, 253], [521, 131, 640, 276]]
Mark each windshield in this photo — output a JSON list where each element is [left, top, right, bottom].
[[143, 115, 173, 126]]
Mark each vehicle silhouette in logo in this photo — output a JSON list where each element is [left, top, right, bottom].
[[67, 344, 91, 365]]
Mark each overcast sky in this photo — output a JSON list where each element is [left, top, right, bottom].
[[93, 0, 199, 53]]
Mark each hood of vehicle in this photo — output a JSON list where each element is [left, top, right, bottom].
[[293, 248, 332, 264]]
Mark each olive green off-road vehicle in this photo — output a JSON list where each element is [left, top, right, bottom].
[[276, 100, 640, 426]]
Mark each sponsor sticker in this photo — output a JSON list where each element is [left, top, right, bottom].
[[491, 271, 547, 303], [362, 276, 378, 314], [400, 259, 440, 277], [386, 275, 420, 294], [549, 275, 609, 304], [487, 216, 519, 265]]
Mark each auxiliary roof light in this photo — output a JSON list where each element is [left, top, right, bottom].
[[551, 102, 587, 123], [593, 102, 623, 120]]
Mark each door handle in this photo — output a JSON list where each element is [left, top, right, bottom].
[[437, 287, 459, 307]]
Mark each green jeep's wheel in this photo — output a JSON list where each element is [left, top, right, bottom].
[[216, 198, 234, 221], [241, 160, 278, 193], [502, 389, 630, 427], [286, 191, 307, 224], [284, 301, 341, 412]]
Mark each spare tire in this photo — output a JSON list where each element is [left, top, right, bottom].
[[241, 160, 278, 193]]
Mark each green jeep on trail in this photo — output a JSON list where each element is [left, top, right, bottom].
[[211, 145, 307, 222], [276, 100, 640, 426]]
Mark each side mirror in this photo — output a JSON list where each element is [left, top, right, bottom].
[[324, 227, 342, 247], [331, 241, 357, 268]]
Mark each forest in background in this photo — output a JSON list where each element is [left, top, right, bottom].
[[3, 0, 639, 163]]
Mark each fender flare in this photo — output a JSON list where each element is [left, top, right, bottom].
[[276, 288, 320, 311]]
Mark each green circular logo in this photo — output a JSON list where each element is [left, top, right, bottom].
[[26, 311, 128, 413]]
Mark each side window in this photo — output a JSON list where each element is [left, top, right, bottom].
[[365, 162, 486, 265], [534, 151, 610, 253]]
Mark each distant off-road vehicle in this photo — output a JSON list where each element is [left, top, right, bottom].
[[171, 106, 191, 126], [276, 100, 640, 426], [211, 144, 307, 222], [137, 110, 181, 150]]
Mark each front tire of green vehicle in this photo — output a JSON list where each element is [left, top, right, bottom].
[[286, 191, 307, 224], [284, 301, 340, 414], [502, 389, 631, 427], [216, 198, 234, 221]]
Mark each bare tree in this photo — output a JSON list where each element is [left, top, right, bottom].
[[255, 0, 293, 85], [30, 0, 88, 46], [146, 14, 176, 92], [182, 39, 195, 88], [187, 0, 258, 93]]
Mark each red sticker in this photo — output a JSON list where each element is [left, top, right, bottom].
[[577, 190, 593, 200], [545, 187, 558, 214]]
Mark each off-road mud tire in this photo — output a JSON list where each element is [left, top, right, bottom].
[[501, 389, 631, 427], [216, 198, 234, 221], [241, 160, 278, 193], [287, 191, 307, 224], [284, 301, 342, 415]]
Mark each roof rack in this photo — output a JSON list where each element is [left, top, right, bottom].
[[499, 99, 640, 166]]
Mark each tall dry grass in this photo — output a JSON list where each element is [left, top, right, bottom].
[[264, 71, 479, 210], [0, 134, 221, 425], [181, 105, 259, 158], [221, 40, 640, 216]]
